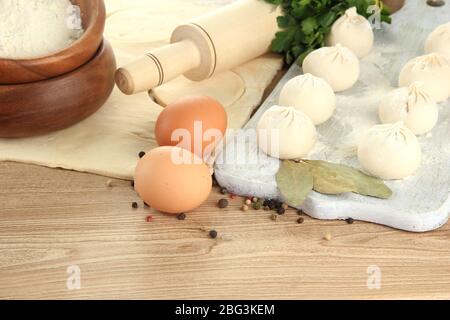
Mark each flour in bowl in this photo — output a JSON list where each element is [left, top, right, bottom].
[[0, 0, 84, 59]]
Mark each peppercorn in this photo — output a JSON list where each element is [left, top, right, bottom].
[[297, 209, 304, 216], [245, 199, 252, 205], [252, 202, 262, 210], [282, 203, 289, 210], [270, 214, 278, 221], [263, 199, 270, 207], [138, 151, 146, 158], [241, 205, 249, 212], [297, 217, 304, 224], [218, 199, 229, 209], [220, 187, 228, 195], [346, 218, 354, 224], [209, 230, 218, 239], [132, 202, 138, 209], [275, 201, 282, 210], [252, 197, 258, 203], [177, 213, 186, 220], [277, 207, 285, 215], [268, 200, 276, 210]]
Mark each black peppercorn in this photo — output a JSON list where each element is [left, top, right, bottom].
[[297, 209, 304, 215], [209, 230, 218, 239], [177, 213, 186, 220], [297, 217, 304, 224], [132, 202, 138, 209], [138, 151, 146, 158], [220, 187, 228, 195], [346, 218, 354, 224], [275, 201, 282, 210], [218, 199, 229, 209], [277, 207, 285, 215], [268, 200, 276, 210], [263, 199, 270, 207]]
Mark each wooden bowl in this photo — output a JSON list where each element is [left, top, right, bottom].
[[0, 40, 116, 138], [0, 0, 106, 84]]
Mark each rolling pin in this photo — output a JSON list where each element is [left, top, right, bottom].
[[115, 0, 281, 95]]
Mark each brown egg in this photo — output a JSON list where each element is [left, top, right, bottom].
[[155, 95, 227, 159], [135, 146, 212, 214]]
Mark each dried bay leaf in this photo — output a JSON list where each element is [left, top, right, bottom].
[[304, 160, 392, 199], [298, 161, 356, 195], [276, 160, 313, 207]]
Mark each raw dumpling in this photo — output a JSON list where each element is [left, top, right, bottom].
[[325, 7, 374, 58], [257, 105, 316, 160], [425, 22, 450, 59], [398, 53, 450, 102], [378, 82, 438, 135], [358, 122, 421, 180], [302, 44, 360, 92], [278, 73, 336, 125]]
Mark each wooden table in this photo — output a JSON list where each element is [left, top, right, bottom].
[[1, 160, 450, 300]]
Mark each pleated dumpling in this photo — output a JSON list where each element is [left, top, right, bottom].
[[358, 122, 421, 180], [278, 73, 336, 125], [257, 106, 316, 160], [378, 82, 438, 135], [425, 22, 450, 59], [399, 53, 450, 102], [302, 44, 360, 92], [325, 7, 374, 58]]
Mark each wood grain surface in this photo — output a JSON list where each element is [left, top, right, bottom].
[[1, 161, 450, 300]]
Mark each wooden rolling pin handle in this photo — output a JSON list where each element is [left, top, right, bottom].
[[115, 40, 201, 95]]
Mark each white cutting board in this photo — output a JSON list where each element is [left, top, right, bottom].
[[215, 0, 450, 232]]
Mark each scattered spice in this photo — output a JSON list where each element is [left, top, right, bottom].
[[245, 199, 252, 205], [270, 213, 278, 221], [218, 199, 229, 209], [277, 207, 285, 215], [268, 200, 276, 210], [282, 203, 289, 210], [138, 151, 146, 158], [132, 202, 138, 209], [263, 199, 270, 207], [297, 217, 304, 224], [324, 233, 332, 241], [220, 187, 228, 195], [177, 213, 186, 220], [252, 197, 259, 203], [346, 218, 354, 224], [106, 179, 113, 187], [146, 215, 153, 222], [263, 206, 270, 211], [297, 209, 304, 216], [241, 205, 249, 212], [209, 230, 218, 239], [275, 201, 282, 210]]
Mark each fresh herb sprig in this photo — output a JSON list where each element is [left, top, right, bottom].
[[264, 0, 392, 65]]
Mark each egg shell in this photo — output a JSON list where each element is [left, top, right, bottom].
[[135, 146, 212, 214], [155, 95, 228, 159]]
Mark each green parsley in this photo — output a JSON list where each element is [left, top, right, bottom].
[[264, 0, 392, 65]]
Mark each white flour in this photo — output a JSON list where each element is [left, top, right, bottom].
[[0, 0, 84, 59]]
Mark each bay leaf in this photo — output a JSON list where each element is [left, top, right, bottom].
[[299, 161, 356, 195], [276, 160, 313, 207], [304, 160, 392, 199]]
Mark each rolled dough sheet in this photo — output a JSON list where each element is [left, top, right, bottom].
[[0, 0, 282, 180]]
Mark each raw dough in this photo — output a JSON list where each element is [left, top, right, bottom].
[[302, 44, 360, 92], [325, 7, 374, 58], [257, 105, 316, 160], [151, 71, 245, 107], [378, 82, 438, 135], [399, 53, 450, 102], [425, 22, 450, 59], [278, 73, 336, 125], [0, 0, 282, 180], [358, 122, 421, 180]]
